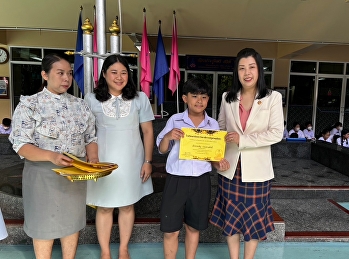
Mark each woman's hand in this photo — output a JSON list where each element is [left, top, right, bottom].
[[212, 158, 230, 171], [50, 152, 73, 167], [140, 162, 152, 183], [226, 131, 240, 145]]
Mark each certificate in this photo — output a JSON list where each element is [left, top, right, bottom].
[[179, 128, 227, 161]]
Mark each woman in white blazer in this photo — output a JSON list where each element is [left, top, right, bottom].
[[210, 48, 284, 259]]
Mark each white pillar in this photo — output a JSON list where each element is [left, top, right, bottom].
[[96, 0, 106, 74], [83, 20, 93, 95], [109, 19, 120, 54]]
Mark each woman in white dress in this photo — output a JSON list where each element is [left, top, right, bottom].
[[85, 55, 154, 259], [0, 208, 8, 240]]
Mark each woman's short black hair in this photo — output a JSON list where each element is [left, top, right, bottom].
[[94, 54, 137, 102], [182, 78, 212, 96], [40, 53, 71, 90], [225, 47, 271, 103]]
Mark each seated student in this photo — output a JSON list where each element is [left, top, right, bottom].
[[0, 118, 12, 134], [303, 121, 316, 140], [283, 120, 289, 139], [336, 129, 349, 148], [317, 128, 333, 143], [288, 122, 305, 138], [330, 121, 342, 136]]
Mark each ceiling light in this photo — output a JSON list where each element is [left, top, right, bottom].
[[134, 42, 141, 51]]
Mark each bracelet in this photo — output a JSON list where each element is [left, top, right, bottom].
[[144, 160, 152, 164]]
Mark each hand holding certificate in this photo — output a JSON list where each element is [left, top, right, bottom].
[[179, 128, 227, 161]]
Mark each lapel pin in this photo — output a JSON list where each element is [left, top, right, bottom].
[[257, 100, 262, 105]]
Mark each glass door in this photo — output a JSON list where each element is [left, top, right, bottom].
[[216, 73, 233, 118], [287, 75, 315, 132], [186, 72, 233, 119], [315, 77, 343, 134], [343, 78, 349, 129]]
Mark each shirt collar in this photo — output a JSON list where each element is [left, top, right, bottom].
[[179, 109, 212, 128], [42, 87, 67, 100]]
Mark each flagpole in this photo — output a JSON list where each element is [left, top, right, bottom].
[[153, 19, 169, 118], [140, 8, 152, 98], [169, 10, 180, 113]]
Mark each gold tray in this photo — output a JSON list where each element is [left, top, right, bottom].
[[52, 153, 118, 182]]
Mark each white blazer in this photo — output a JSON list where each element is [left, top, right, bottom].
[[217, 91, 284, 182]]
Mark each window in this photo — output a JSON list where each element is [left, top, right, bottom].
[[319, 62, 344, 75], [290, 61, 316, 73]]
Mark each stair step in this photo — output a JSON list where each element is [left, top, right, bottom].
[[2, 209, 285, 245]]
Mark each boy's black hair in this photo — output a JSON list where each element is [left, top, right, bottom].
[[290, 132, 298, 138], [2, 118, 11, 127], [321, 127, 330, 135], [182, 78, 212, 96]]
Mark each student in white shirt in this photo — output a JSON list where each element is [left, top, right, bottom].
[[303, 121, 315, 140], [288, 122, 305, 138], [317, 128, 333, 143], [330, 121, 343, 136], [336, 129, 349, 148]]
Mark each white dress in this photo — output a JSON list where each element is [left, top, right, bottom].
[[85, 92, 154, 207], [0, 208, 8, 240]]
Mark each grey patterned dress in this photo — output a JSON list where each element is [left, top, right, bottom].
[[9, 88, 97, 239]]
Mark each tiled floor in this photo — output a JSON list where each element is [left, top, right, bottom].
[[1, 242, 349, 259], [2, 154, 349, 257]]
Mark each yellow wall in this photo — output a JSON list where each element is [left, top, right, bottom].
[[2, 30, 349, 118], [0, 45, 11, 120]]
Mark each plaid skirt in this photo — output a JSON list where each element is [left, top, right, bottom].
[[210, 160, 274, 241]]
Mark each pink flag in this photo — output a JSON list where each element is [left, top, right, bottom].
[[140, 13, 152, 98], [169, 14, 180, 95], [93, 9, 98, 88]]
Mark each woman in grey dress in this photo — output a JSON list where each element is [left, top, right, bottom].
[[9, 53, 98, 259], [85, 55, 154, 259]]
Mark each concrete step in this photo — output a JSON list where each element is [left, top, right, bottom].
[[2, 211, 285, 245], [270, 186, 349, 200]]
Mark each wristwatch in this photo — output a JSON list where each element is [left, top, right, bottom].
[[144, 160, 152, 164]]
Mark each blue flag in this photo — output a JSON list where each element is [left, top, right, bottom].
[[153, 25, 169, 106], [74, 11, 84, 95]]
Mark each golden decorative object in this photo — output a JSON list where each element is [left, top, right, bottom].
[[53, 153, 118, 182], [82, 18, 93, 34], [109, 20, 120, 36], [65, 51, 75, 55]]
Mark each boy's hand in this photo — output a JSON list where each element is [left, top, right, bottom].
[[166, 128, 184, 141], [212, 158, 230, 171]]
